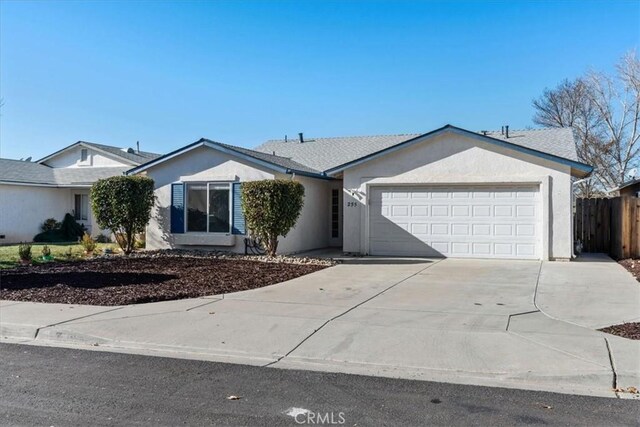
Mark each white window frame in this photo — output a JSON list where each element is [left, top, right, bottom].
[[185, 182, 232, 234]]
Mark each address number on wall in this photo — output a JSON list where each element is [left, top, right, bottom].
[[346, 201, 358, 207]]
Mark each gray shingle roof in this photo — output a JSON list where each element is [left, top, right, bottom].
[[483, 128, 579, 162], [256, 127, 580, 172], [0, 159, 57, 185], [52, 167, 129, 185], [208, 140, 322, 174], [0, 158, 127, 186]]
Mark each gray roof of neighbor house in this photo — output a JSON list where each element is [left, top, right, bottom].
[[82, 141, 162, 164], [256, 127, 581, 173], [37, 141, 162, 165], [0, 158, 127, 186]]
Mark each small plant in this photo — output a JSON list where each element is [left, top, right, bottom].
[[18, 242, 32, 264], [81, 232, 97, 254], [41, 218, 61, 232], [134, 233, 146, 249], [40, 245, 53, 261], [64, 247, 74, 260]]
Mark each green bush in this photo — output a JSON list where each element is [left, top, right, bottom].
[[34, 213, 86, 242], [91, 176, 155, 255], [241, 180, 305, 257], [18, 242, 32, 262], [41, 218, 61, 232]]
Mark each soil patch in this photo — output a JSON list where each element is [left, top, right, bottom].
[[599, 322, 640, 340], [619, 259, 640, 282], [0, 256, 328, 305]]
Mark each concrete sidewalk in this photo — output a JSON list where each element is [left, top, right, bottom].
[[1, 255, 639, 398]]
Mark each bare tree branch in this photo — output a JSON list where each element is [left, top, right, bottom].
[[532, 51, 640, 196]]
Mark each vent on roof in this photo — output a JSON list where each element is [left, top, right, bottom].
[[126, 148, 135, 154], [298, 132, 304, 143]]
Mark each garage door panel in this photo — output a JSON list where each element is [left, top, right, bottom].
[[369, 185, 540, 259]]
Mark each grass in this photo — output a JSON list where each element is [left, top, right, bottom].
[[0, 242, 119, 269]]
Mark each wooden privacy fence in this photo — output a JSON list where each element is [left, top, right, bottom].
[[575, 196, 640, 259]]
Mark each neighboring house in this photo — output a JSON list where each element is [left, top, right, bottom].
[[610, 178, 640, 198], [0, 141, 160, 244], [128, 124, 592, 260]]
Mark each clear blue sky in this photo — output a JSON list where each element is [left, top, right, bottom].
[[1, 0, 638, 160]]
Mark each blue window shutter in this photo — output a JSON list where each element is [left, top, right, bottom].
[[232, 182, 245, 235], [171, 183, 185, 234]]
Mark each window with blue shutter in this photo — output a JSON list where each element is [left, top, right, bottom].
[[171, 183, 185, 234], [231, 182, 245, 235]]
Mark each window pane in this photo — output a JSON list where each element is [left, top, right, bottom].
[[80, 149, 88, 162], [74, 195, 82, 220], [187, 184, 207, 232], [208, 188, 230, 233], [81, 195, 88, 220]]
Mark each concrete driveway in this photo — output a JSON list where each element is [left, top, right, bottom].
[[1, 255, 639, 398]]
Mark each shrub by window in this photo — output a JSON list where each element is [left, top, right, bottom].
[[34, 213, 86, 242], [241, 180, 304, 257], [41, 218, 61, 232], [91, 176, 155, 255]]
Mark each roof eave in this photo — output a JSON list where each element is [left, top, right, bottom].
[[127, 139, 300, 176]]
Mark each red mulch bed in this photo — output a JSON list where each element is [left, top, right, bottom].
[[619, 259, 640, 282], [599, 322, 640, 340], [0, 256, 327, 306]]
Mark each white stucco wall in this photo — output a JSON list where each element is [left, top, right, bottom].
[[341, 133, 573, 260], [0, 184, 72, 243], [274, 173, 332, 254], [0, 184, 109, 244], [43, 146, 132, 168], [141, 146, 334, 254]]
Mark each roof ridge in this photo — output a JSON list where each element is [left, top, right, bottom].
[[485, 127, 569, 133], [264, 133, 422, 143], [0, 157, 51, 166]]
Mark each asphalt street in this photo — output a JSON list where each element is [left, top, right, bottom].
[[0, 343, 637, 426]]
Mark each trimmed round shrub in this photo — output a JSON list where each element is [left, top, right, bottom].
[[240, 179, 304, 256], [91, 176, 155, 255]]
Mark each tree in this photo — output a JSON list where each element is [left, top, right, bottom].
[[90, 176, 155, 255], [240, 180, 305, 256], [532, 51, 640, 197]]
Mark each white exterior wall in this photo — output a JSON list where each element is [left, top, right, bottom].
[[0, 184, 107, 244], [274, 173, 332, 254], [142, 146, 333, 254], [43, 146, 132, 168], [0, 184, 71, 243], [342, 133, 573, 260]]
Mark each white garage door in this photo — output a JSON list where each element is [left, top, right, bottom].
[[369, 185, 541, 259]]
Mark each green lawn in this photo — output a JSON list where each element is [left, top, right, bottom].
[[0, 242, 119, 269]]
